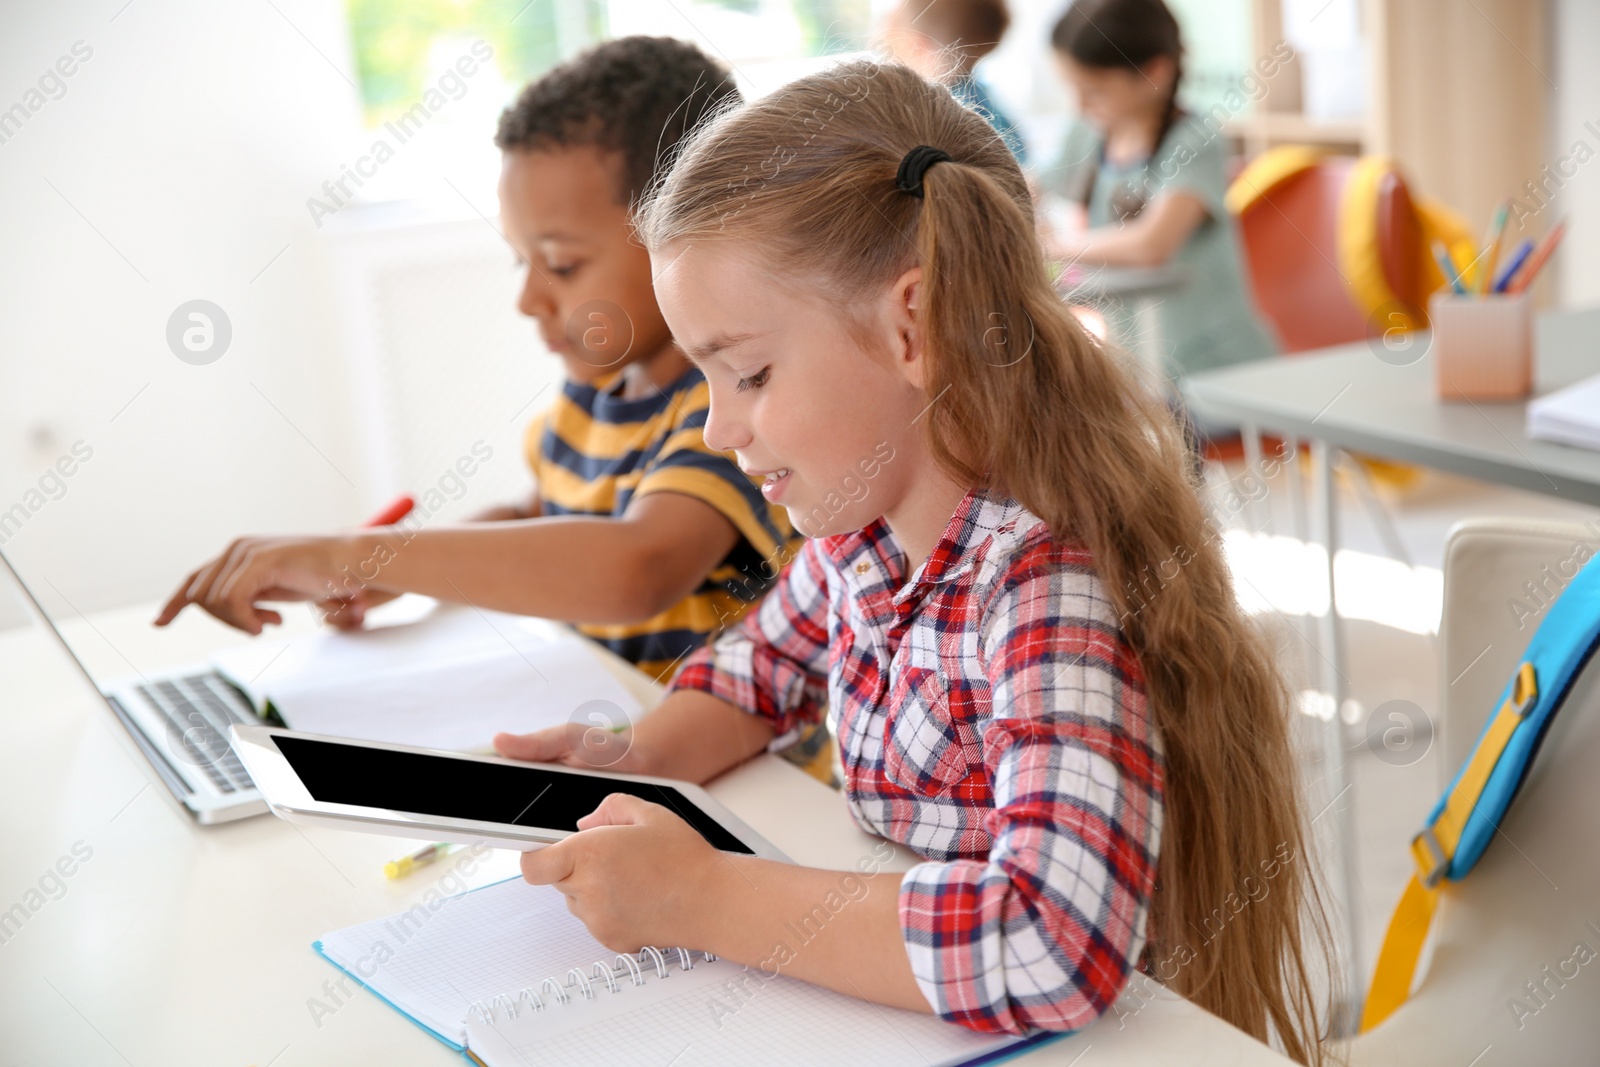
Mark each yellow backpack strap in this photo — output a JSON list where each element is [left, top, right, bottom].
[[1361, 663, 1538, 1031], [1224, 144, 1325, 217], [1362, 872, 1442, 1032]]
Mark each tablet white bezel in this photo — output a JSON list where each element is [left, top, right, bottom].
[[230, 725, 789, 860]]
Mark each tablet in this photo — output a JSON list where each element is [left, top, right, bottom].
[[230, 725, 788, 860]]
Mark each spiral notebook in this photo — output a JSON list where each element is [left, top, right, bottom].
[[314, 877, 1063, 1066]]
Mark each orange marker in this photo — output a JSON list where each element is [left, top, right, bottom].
[[1506, 221, 1566, 296], [365, 494, 415, 527]]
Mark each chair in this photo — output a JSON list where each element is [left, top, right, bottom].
[[1213, 151, 1473, 549], [1341, 517, 1600, 1064], [1228, 151, 1449, 352]]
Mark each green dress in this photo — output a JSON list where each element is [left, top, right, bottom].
[[1045, 115, 1279, 382]]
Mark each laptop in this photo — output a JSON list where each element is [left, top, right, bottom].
[[1, 546, 268, 824]]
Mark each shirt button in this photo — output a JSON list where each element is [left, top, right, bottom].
[[854, 561, 872, 576]]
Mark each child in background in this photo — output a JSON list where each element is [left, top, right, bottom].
[[881, 0, 1027, 163], [490, 60, 1331, 1063], [156, 38, 796, 688], [1044, 0, 1276, 394]]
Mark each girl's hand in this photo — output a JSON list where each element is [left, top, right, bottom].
[[493, 722, 654, 776], [154, 535, 370, 634], [520, 793, 727, 953], [498, 689, 777, 786]]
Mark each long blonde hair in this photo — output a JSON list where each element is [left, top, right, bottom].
[[640, 61, 1333, 1064]]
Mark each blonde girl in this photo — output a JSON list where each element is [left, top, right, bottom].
[[492, 60, 1331, 1063]]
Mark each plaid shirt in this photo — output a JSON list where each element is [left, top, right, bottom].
[[670, 489, 1162, 1034]]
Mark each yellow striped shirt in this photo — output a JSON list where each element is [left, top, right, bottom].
[[526, 367, 797, 683]]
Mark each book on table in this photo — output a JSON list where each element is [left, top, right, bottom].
[[314, 876, 1065, 1066]]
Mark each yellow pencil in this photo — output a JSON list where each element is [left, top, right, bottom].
[[1477, 200, 1509, 296]]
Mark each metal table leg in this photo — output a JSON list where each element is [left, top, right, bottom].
[[1310, 437, 1364, 1033]]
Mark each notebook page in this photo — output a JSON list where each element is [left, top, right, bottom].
[[212, 601, 517, 703], [263, 639, 640, 752], [211, 604, 640, 751], [465, 958, 1025, 1067], [318, 877, 712, 1046]]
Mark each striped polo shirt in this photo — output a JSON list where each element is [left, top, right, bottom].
[[526, 366, 796, 683]]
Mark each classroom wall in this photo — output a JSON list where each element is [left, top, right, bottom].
[[1549, 0, 1600, 308], [0, 1, 372, 627], [0, 0, 548, 632]]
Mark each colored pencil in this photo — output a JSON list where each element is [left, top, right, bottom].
[[1506, 221, 1566, 296], [1432, 241, 1467, 295], [1491, 239, 1535, 293], [1476, 200, 1509, 296]]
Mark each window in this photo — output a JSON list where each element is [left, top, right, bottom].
[[336, 0, 870, 216], [605, 0, 871, 96], [345, 0, 605, 129]]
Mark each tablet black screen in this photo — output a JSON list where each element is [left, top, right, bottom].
[[271, 734, 754, 854]]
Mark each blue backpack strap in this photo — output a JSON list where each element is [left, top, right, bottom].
[[1362, 553, 1600, 1031], [1431, 555, 1600, 881]]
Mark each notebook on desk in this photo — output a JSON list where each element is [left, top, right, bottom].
[[1527, 372, 1600, 452], [314, 877, 1064, 1067], [210, 600, 642, 753]]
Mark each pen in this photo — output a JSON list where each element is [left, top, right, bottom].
[[1476, 200, 1509, 296], [1432, 242, 1466, 295], [1507, 221, 1566, 296], [384, 842, 456, 879], [365, 494, 415, 527], [1491, 239, 1535, 293]]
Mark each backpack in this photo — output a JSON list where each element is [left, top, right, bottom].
[[1361, 552, 1600, 1030]]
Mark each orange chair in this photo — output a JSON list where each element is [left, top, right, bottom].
[[1207, 151, 1471, 479], [1231, 152, 1437, 352]]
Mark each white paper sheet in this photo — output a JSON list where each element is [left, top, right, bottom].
[[211, 601, 641, 751]]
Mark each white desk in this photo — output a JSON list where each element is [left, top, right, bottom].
[[0, 602, 1294, 1065]]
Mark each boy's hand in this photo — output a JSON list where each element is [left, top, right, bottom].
[[493, 724, 653, 777], [519, 793, 726, 954], [154, 535, 372, 635], [467, 489, 541, 523], [314, 588, 401, 631]]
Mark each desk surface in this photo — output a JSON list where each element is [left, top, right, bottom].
[[1182, 307, 1600, 507], [0, 600, 1293, 1065]]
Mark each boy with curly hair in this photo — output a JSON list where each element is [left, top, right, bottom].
[[159, 38, 799, 696]]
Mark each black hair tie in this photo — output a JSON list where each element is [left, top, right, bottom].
[[895, 145, 952, 199]]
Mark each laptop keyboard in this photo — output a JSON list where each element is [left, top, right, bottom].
[[135, 673, 257, 794]]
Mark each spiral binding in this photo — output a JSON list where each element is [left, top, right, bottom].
[[467, 946, 718, 1024]]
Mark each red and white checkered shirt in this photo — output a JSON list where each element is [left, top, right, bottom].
[[670, 489, 1163, 1034]]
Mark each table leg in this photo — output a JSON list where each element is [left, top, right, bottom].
[[1340, 453, 1414, 568], [1285, 436, 1307, 542], [1242, 423, 1264, 532], [1310, 438, 1364, 1033]]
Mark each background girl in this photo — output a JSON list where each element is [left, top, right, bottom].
[[1044, 0, 1278, 394], [492, 59, 1332, 1063]]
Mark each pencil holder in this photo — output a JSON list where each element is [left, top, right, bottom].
[[1430, 290, 1533, 401]]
